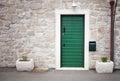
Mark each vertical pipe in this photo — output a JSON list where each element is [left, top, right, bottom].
[[110, 1, 115, 61]]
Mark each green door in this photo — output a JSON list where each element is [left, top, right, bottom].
[[61, 15, 84, 67]]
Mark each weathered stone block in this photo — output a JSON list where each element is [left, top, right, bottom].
[[116, 16, 120, 21], [25, 2, 42, 10], [0, 21, 3, 26], [27, 31, 35, 36], [36, 9, 45, 14]]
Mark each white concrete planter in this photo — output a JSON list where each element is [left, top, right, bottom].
[[16, 59, 34, 71], [96, 61, 114, 73]]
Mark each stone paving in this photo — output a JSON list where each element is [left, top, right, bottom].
[[0, 68, 120, 81]]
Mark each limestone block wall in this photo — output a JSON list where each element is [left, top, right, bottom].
[[0, 0, 56, 68], [114, 0, 120, 69], [0, 0, 119, 69]]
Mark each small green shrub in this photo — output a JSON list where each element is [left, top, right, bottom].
[[101, 56, 108, 62], [22, 55, 27, 61]]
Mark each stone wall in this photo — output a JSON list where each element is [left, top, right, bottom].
[[114, 0, 120, 69], [0, 0, 119, 69], [0, 0, 56, 68]]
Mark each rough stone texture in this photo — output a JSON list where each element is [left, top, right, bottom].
[[0, 0, 119, 69], [114, 0, 120, 69]]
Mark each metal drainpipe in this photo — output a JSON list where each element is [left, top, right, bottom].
[[114, 0, 118, 22], [110, 0, 115, 61]]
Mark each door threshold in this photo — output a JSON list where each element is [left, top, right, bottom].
[[56, 67, 89, 70]]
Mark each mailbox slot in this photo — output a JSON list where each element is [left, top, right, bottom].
[[89, 41, 96, 51]]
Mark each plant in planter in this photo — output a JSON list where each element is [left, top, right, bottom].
[[21, 55, 28, 61], [16, 54, 34, 71], [101, 56, 108, 62], [96, 56, 114, 73]]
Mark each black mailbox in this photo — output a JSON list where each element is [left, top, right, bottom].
[[89, 41, 96, 51]]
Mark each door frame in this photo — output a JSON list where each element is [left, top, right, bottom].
[[55, 9, 90, 70]]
